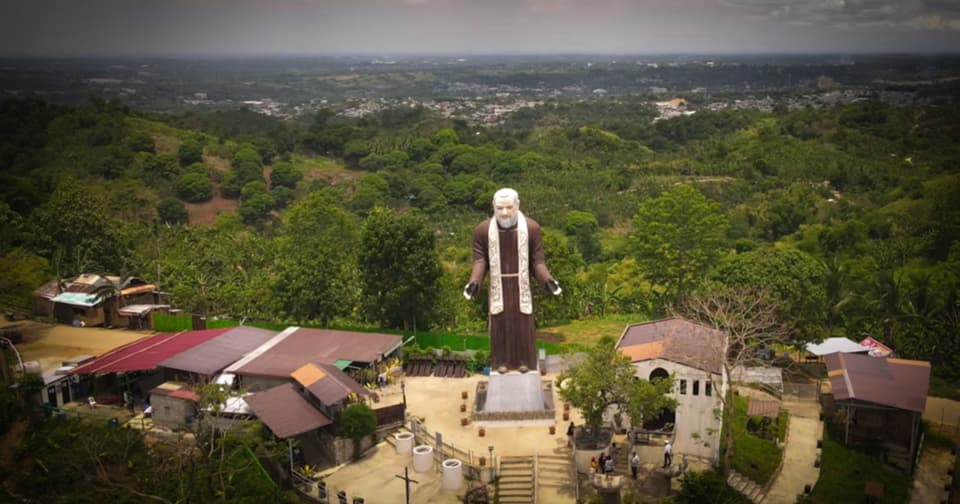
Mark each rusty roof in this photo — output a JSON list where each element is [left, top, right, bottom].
[[616, 317, 726, 374], [245, 383, 331, 439], [292, 362, 370, 406], [150, 382, 199, 402], [825, 353, 930, 413], [159, 326, 279, 376], [746, 398, 781, 418], [234, 327, 401, 378]]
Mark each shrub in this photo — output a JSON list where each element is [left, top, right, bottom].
[[175, 172, 213, 202]]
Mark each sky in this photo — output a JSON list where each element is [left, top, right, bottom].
[[2, 0, 960, 56]]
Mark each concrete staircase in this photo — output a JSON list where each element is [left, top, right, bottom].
[[498, 456, 535, 504], [536, 454, 575, 502], [727, 469, 766, 503]]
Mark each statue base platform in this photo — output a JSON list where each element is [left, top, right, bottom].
[[472, 371, 555, 426]]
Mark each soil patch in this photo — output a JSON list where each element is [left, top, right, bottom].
[[184, 193, 239, 226]]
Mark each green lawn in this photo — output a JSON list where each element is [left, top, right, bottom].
[[805, 428, 911, 503], [730, 395, 784, 485], [538, 314, 648, 347]]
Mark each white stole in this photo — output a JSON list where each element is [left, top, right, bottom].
[[488, 212, 532, 315]]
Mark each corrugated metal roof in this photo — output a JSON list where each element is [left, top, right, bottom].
[[235, 327, 401, 379], [293, 362, 370, 406], [51, 291, 103, 307], [616, 317, 726, 374], [746, 398, 781, 418], [246, 383, 332, 439], [805, 337, 870, 356], [150, 382, 200, 402], [69, 328, 230, 374], [120, 284, 156, 296], [825, 353, 931, 413], [35, 279, 61, 300], [118, 304, 169, 316], [159, 326, 278, 376]]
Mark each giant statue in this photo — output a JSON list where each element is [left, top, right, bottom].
[[464, 188, 561, 373]]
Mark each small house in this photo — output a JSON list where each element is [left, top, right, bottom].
[[823, 353, 930, 473]]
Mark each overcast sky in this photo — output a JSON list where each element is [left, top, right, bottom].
[[3, 0, 960, 56]]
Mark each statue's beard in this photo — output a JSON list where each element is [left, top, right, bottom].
[[497, 214, 518, 228]]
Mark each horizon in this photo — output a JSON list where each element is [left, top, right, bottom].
[[4, 1, 960, 57]]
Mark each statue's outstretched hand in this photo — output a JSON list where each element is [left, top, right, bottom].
[[463, 282, 479, 300], [546, 279, 562, 296]]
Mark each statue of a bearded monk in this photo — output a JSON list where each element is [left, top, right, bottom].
[[464, 188, 561, 373]]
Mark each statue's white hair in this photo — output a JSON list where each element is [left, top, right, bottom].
[[493, 188, 520, 206]]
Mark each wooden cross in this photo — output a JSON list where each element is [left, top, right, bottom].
[[394, 466, 420, 504]]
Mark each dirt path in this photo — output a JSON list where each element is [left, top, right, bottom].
[[3, 320, 148, 374], [910, 445, 954, 504], [763, 394, 823, 503]]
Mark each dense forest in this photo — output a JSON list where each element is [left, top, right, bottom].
[[1, 94, 958, 390]]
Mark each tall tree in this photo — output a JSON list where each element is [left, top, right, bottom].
[[676, 286, 790, 474], [358, 207, 442, 330], [629, 184, 729, 305], [29, 179, 127, 274], [712, 246, 827, 343], [272, 192, 358, 326]]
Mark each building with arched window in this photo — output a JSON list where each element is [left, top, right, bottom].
[[616, 317, 727, 462]]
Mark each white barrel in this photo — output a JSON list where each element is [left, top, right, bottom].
[[395, 432, 415, 455], [441, 459, 463, 490], [412, 445, 433, 473]]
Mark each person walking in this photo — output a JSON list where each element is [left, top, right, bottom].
[[663, 439, 673, 468], [630, 451, 640, 480], [566, 422, 575, 448]]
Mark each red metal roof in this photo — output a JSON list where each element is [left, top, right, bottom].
[[825, 353, 931, 413], [70, 328, 231, 374], [246, 383, 332, 439]]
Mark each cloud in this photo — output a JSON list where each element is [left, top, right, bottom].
[[719, 0, 960, 31]]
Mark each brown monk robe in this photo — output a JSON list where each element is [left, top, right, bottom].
[[469, 217, 553, 371]]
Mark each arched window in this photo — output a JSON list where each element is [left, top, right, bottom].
[[649, 367, 669, 382]]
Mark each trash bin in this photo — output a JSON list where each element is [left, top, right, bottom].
[[413, 445, 433, 473], [442, 459, 463, 490], [395, 432, 415, 455]]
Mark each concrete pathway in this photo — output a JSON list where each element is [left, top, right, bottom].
[[925, 396, 960, 430], [763, 394, 823, 503], [910, 445, 954, 504]]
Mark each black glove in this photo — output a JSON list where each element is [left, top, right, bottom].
[[463, 281, 479, 300], [545, 279, 562, 296]]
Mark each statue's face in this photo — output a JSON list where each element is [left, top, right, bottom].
[[494, 196, 519, 228]]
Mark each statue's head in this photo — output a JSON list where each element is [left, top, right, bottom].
[[493, 188, 520, 228]]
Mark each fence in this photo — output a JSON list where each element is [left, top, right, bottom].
[[410, 420, 488, 481]]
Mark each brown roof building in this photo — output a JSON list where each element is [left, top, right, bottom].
[[616, 317, 727, 374], [292, 362, 371, 406], [246, 383, 332, 439], [159, 326, 279, 377], [825, 353, 930, 413], [823, 352, 931, 473], [233, 327, 402, 379]]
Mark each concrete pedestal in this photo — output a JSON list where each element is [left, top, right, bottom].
[[484, 371, 544, 412]]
